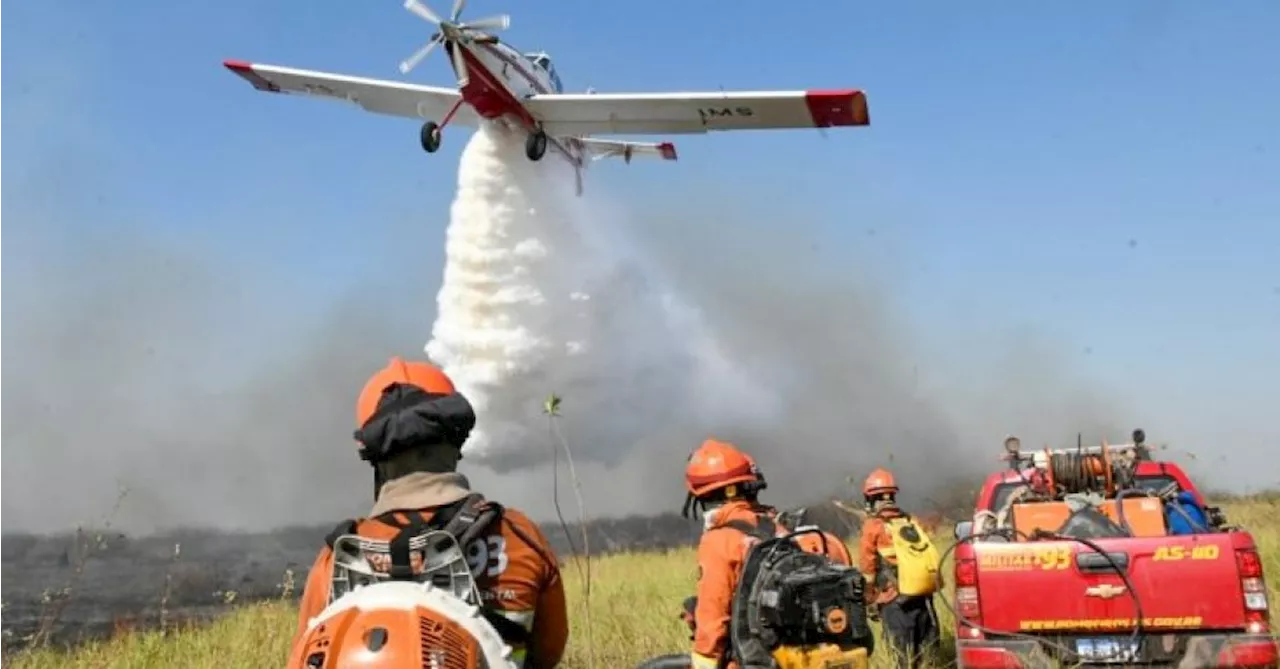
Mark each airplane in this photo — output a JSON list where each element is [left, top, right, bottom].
[[223, 0, 871, 196]]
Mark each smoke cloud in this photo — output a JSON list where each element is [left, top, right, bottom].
[[391, 124, 1140, 520], [424, 125, 781, 471], [3, 121, 1136, 536]]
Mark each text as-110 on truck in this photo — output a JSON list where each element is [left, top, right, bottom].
[[948, 431, 1277, 669]]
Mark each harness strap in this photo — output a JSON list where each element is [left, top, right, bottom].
[[721, 515, 778, 542], [320, 494, 547, 648], [324, 519, 359, 549], [481, 609, 532, 645]]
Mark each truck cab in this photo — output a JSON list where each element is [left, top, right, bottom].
[[951, 435, 1276, 669]]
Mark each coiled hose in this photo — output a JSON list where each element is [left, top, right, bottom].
[[934, 527, 1146, 662]]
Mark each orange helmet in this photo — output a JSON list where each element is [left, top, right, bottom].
[[685, 438, 765, 498], [287, 582, 516, 669], [356, 357, 458, 427], [353, 358, 475, 473], [863, 467, 898, 497]]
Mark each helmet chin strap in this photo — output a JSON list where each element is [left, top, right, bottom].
[[683, 480, 768, 520], [682, 494, 725, 521], [681, 492, 697, 519]]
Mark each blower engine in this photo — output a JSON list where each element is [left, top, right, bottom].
[[287, 525, 520, 669], [287, 581, 517, 669]]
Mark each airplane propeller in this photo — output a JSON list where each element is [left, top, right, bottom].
[[398, 0, 511, 88]]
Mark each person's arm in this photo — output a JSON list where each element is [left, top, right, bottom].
[[857, 519, 880, 580], [858, 518, 886, 606], [503, 510, 568, 668], [691, 532, 736, 669], [293, 548, 334, 645], [527, 564, 568, 668]]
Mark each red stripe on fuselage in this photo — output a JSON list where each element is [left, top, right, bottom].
[[449, 43, 582, 167], [450, 43, 537, 126]]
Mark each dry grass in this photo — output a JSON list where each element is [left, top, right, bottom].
[[5, 497, 1278, 669]]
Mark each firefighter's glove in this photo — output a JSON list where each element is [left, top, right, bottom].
[[680, 596, 698, 639]]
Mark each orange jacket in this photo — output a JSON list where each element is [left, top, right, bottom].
[[690, 501, 852, 669], [858, 505, 908, 605], [294, 476, 567, 668]]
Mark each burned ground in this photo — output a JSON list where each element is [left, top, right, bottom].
[[1, 502, 866, 651]]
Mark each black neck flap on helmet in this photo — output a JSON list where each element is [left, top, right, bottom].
[[354, 383, 476, 500], [354, 382, 476, 464]]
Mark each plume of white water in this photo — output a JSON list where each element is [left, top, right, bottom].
[[424, 123, 781, 471]]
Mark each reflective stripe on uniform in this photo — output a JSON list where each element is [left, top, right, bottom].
[[691, 652, 719, 669], [493, 609, 534, 666], [493, 608, 536, 630]]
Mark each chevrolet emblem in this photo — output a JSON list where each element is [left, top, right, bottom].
[[1085, 584, 1127, 599]]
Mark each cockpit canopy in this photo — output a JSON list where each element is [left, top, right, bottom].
[[524, 51, 563, 93]]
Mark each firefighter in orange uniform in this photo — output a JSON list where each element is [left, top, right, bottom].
[[858, 468, 939, 669], [292, 357, 568, 668], [684, 438, 853, 669]]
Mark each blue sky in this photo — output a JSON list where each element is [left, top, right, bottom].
[[4, 1, 1279, 487]]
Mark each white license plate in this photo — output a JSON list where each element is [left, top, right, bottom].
[[1075, 637, 1140, 663]]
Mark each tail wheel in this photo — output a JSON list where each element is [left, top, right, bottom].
[[526, 129, 547, 161], [420, 121, 442, 153]]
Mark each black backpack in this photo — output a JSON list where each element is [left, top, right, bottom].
[[725, 515, 872, 669]]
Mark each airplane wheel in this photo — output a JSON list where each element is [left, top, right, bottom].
[[526, 130, 547, 161], [420, 121, 442, 153]]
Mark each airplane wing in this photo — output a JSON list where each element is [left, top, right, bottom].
[[222, 60, 481, 126], [575, 137, 678, 162], [524, 89, 868, 137]]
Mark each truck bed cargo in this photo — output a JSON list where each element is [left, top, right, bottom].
[[949, 434, 1277, 669]]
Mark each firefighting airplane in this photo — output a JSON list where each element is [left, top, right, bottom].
[[223, 0, 871, 195]]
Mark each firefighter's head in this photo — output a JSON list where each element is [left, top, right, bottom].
[[354, 357, 476, 499], [682, 438, 767, 520], [862, 467, 899, 510]]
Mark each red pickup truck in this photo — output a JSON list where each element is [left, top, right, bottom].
[[950, 437, 1276, 669]]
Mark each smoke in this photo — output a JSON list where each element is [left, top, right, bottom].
[[423, 125, 1135, 519], [2, 119, 1135, 536], [0, 117, 438, 533], [424, 124, 780, 471], [0, 220, 431, 533]]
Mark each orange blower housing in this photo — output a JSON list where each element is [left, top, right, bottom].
[[287, 581, 518, 669]]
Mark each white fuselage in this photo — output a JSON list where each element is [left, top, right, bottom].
[[450, 40, 562, 104], [447, 39, 580, 165]]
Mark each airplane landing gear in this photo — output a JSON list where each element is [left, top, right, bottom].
[[419, 97, 463, 154], [420, 121, 442, 153], [526, 129, 547, 161]]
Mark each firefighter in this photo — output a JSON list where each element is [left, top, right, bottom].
[[858, 468, 940, 669], [683, 438, 853, 669], [292, 357, 568, 668]]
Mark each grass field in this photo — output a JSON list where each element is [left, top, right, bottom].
[[6, 495, 1278, 669]]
